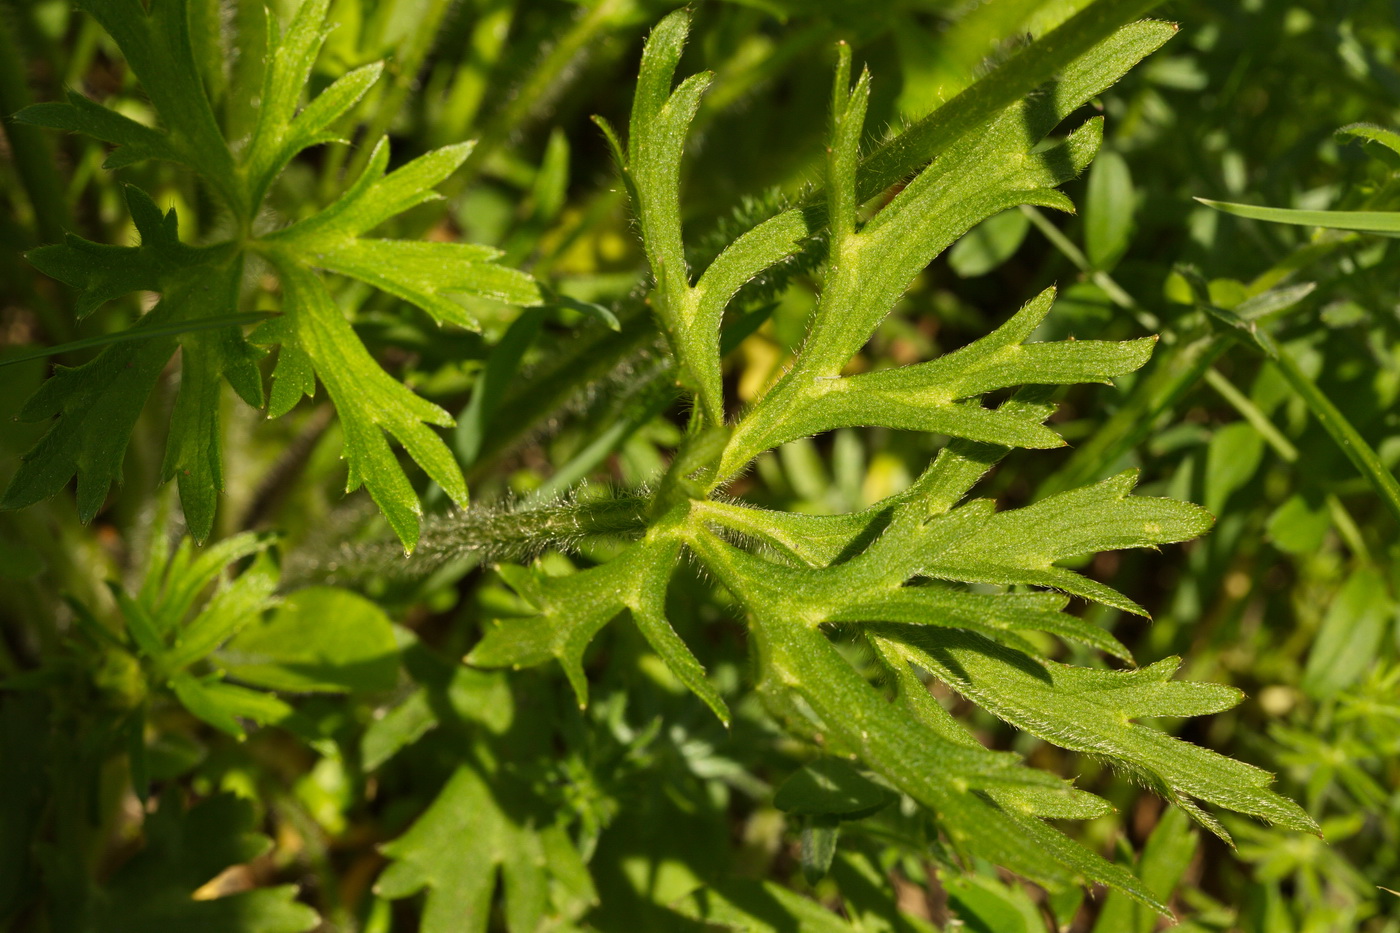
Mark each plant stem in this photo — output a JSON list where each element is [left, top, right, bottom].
[[282, 494, 651, 588], [1267, 346, 1400, 526], [1204, 367, 1371, 562], [465, 303, 661, 483], [856, 0, 1169, 201], [1021, 205, 1161, 332]]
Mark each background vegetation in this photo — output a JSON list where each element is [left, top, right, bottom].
[[1, 0, 1397, 930]]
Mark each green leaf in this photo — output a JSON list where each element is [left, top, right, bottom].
[[1204, 421, 1264, 516], [6, 0, 537, 545], [681, 559, 1163, 906], [361, 643, 514, 771], [93, 793, 318, 933], [168, 672, 292, 739], [1195, 197, 1400, 234], [241, 0, 382, 206], [377, 762, 596, 933], [305, 240, 540, 329], [26, 185, 212, 320], [261, 137, 540, 332], [0, 312, 275, 369], [944, 872, 1050, 933], [1182, 270, 1400, 525], [925, 470, 1213, 616], [454, 308, 546, 465], [855, 12, 1175, 201], [627, 11, 709, 303], [828, 588, 1134, 663], [255, 261, 468, 551], [165, 553, 280, 670], [1266, 491, 1331, 555], [684, 209, 811, 416], [1085, 149, 1136, 270], [1092, 806, 1198, 933], [948, 208, 1032, 278], [14, 89, 182, 171], [113, 585, 168, 660], [800, 816, 841, 886], [61, 0, 241, 212], [220, 587, 400, 694], [266, 138, 472, 244], [715, 32, 1151, 476], [3, 328, 173, 524], [6, 189, 262, 539], [354, 12, 1316, 920], [773, 759, 895, 819], [720, 285, 1153, 477], [470, 537, 727, 720], [621, 10, 734, 421], [877, 628, 1317, 842], [1336, 121, 1400, 156], [1302, 569, 1395, 699], [145, 532, 272, 634], [1337, 122, 1400, 167]]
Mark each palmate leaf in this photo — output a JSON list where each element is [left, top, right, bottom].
[[3, 189, 261, 539], [468, 534, 730, 723], [376, 761, 597, 933], [715, 21, 1177, 477], [260, 138, 541, 330], [463, 10, 1315, 916], [9, 0, 540, 548], [249, 137, 540, 549], [251, 261, 470, 551], [374, 666, 597, 933]]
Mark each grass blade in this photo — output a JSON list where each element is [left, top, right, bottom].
[[1196, 197, 1400, 234]]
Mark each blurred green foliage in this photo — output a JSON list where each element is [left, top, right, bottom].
[[2, 0, 1399, 931]]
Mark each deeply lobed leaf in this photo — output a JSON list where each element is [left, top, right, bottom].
[[462, 11, 1315, 915], [8, 0, 540, 547]]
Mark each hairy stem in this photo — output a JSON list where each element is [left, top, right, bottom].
[[282, 494, 651, 588]]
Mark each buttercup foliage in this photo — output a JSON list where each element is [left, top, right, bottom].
[[4, 0, 538, 548], [461, 8, 1313, 917], [10, 0, 1396, 930]]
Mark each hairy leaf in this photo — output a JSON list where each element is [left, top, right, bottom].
[[459, 11, 1315, 912], [875, 628, 1317, 842], [254, 261, 468, 551]]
